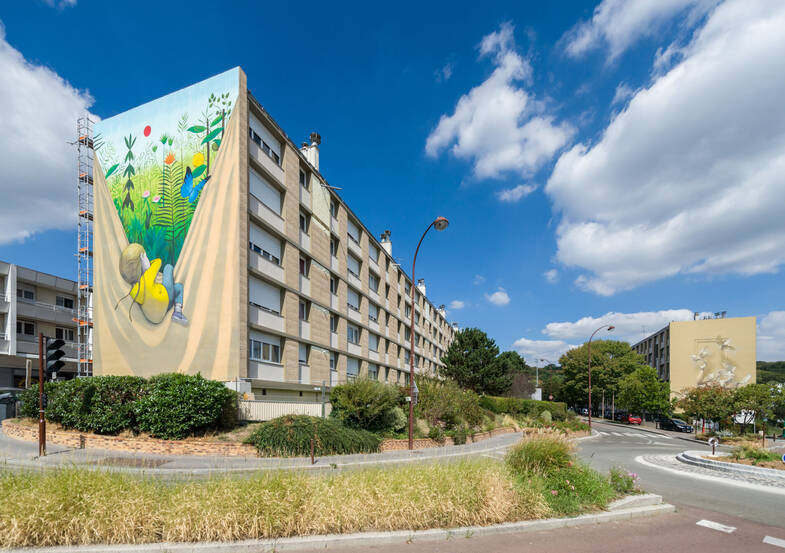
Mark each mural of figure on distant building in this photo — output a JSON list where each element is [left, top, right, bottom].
[[690, 335, 751, 388], [116, 243, 188, 325]]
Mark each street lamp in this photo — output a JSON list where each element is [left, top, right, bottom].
[[587, 324, 614, 431], [409, 216, 449, 450]]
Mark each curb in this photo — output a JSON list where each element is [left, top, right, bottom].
[[677, 450, 785, 482], [592, 419, 707, 445], [5, 498, 674, 552]]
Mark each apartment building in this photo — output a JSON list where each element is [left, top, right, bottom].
[[92, 68, 457, 400], [631, 314, 756, 398], [0, 261, 79, 388]]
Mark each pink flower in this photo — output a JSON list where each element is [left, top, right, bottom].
[[152, 195, 161, 203], [550, 490, 558, 496], [142, 190, 150, 199]]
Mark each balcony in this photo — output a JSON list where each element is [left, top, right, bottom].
[[331, 216, 339, 233], [331, 256, 340, 273], [300, 230, 310, 253], [299, 364, 311, 384], [249, 140, 285, 185], [385, 353, 389, 364], [16, 337, 78, 359], [330, 370, 339, 387], [369, 350, 379, 362], [247, 360, 284, 382], [249, 194, 284, 234], [248, 250, 284, 284], [299, 275, 310, 297], [248, 304, 284, 333], [0, 294, 8, 313], [300, 186, 311, 208], [347, 306, 362, 323], [331, 332, 338, 348], [369, 319, 379, 333], [347, 271, 362, 290], [330, 294, 339, 310], [16, 299, 75, 326], [347, 342, 361, 356], [368, 257, 379, 275], [368, 289, 379, 304], [0, 335, 8, 355], [347, 236, 362, 257], [299, 320, 310, 340]]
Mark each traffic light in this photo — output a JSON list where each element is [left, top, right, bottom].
[[45, 338, 65, 379]]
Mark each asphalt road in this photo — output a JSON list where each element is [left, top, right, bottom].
[[578, 419, 785, 529]]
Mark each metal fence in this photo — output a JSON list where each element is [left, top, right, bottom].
[[238, 400, 332, 421]]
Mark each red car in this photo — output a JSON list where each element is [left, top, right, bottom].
[[625, 414, 642, 425]]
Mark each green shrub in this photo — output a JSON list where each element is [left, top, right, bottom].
[[428, 425, 445, 443], [390, 406, 407, 432], [480, 396, 567, 421], [730, 445, 779, 464], [505, 435, 573, 476], [609, 467, 640, 495], [539, 410, 552, 425], [415, 378, 483, 429], [244, 415, 381, 456], [452, 427, 468, 445], [329, 379, 402, 433], [134, 374, 236, 440], [540, 463, 618, 516]]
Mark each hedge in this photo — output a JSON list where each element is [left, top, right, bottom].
[[18, 374, 235, 439], [244, 415, 382, 457], [329, 379, 402, 433], [480, 396, 568, 421]]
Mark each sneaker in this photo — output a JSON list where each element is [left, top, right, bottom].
[[171, 310, 189, 326]]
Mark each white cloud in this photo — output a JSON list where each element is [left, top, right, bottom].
[[473, 274, 486, 285], [485, 287, 510, 306], [611, 82, 634, 105], [497, 184, 535, 203], [544, 269, 559, 283], [512, 337, 578, 363], [41, 0, 77, 8], [435, 62, 454, 82], [0, 22, 95, 244], [562, 0, 718, 62], [426, 22, 575, 179], [543, 309, 706, 344], [448, 300, 465, 310], [756, 311, 785, 361], [547, 1, 785, 295]]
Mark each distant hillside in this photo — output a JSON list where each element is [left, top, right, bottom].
[[756, 361, 785, 384]]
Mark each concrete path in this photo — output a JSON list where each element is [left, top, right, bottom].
[[0, 427, 524, 478]]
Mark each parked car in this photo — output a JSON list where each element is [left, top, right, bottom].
[[580, 408, 589, 415], [658, 418, 694, 433], [625, 414, 642, 425], [614, 411, 627, 422]]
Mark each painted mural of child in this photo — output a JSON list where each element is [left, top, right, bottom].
[[118, 243, 188, 325]]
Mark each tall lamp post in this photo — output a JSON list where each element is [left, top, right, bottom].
[[587, 324, 614, 431], [409, 216, 449, 450]]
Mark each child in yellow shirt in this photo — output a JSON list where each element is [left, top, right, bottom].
[[118, 244, 188, 325]]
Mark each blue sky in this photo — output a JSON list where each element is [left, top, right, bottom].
[[2, 0, 785, 360]]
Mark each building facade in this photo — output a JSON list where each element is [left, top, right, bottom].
[[92, 68, 457, 401], [631, 315, 756, 398], [0, 260, 79, 388]]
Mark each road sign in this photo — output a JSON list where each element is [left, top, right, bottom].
[[708, 437, 719, 455]]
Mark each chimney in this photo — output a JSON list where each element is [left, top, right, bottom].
[[438, 304, 446, 317], [452, 322, 459, 331], [416, 278, 426, 297], [304, 132, 321, 170], [380, 230, 392, 256]]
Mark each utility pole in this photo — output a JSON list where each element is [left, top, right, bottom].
[[37, 333, 45, 457], [602, 390, 605, 420]]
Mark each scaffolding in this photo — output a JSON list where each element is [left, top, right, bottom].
[[76, 117, 94, 377]]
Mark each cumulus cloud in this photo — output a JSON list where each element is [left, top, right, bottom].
[[426, 22, 574, 180], [562, 0, 718, 62], [512, 337, 578, 363], [0, 22, 95, 244], [473, 274, 486, 285], [448, 300, 465, 310], [485, 287, 510, 306], [611, 82, 634, 105], [547, 1, 785, 295], [497, 184, 536, 203], [544, 269, 559, 283], [757, 311, 785, 361]]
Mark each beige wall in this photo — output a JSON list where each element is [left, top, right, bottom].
[[669, 316, 756, 398]]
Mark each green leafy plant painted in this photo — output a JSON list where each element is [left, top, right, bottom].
[[121, 134, 136, 212]]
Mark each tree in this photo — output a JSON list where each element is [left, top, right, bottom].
[[771, 383, 785, 423], [558, 340, 647, 408], [617, 366, 670, 417], [440, 328, 511, 395], [733, 383, 775, 432], [677, 385, 735, 431], [497, 351, 534, 398]]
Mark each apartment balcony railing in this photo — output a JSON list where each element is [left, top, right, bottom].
[[16, 298, 76, 325]]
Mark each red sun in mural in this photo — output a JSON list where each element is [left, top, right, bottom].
[[143, 125, 151, 137]]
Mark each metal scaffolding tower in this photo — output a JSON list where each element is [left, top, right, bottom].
[[77, 117, 94, 377]]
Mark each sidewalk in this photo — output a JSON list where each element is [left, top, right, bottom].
[[0, 428, 524, 478]]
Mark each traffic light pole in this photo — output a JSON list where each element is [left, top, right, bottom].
[[37, 332, 45, 457]]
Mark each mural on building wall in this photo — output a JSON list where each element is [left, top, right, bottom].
[[690, 335, 752, 388], [93, 68, 245, 379]]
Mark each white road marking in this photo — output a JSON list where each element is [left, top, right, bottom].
[[696, 520, 736, 533], [763, 535, 785, 549], [612, 432, 624, 436]]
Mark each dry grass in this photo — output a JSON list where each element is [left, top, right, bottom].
[[0, 460, 549, 548]]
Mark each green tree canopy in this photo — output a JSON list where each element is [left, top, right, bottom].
[[733, 383, 776, 429], [440, 328, 512, 395], [617, 366, 671, 416], [677, 385, 735, 424], [558, 340, 647, 407]]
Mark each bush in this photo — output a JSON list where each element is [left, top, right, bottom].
[[505, 435, 573, 477], [329, 379, 401, 433], [539, 410, 552, 425], [729, 445, 779, 464], [428, 425, 445, 444], [480, 396, 567, 421], [389, 406, 407, 432], [452, 427, 468, 445], [244, 415, 382, 456], [609, 467, 640, 495], [415, 378, 484, 429], [134, 374, 236, 440]]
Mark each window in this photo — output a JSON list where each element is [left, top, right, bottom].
[[347, 357, 359, 381], [368, 273, 380, 292], [299, 169, 309, 190], [17, 288, 34, 301], [249, 336, 281, 364], [347, 219, 361, 244], [405, 281, 411, 294], [368, 303, 379, 323], [330, 237, 339, 257], [330, 276, 339, 295], [299, 300, 309, 321], [299, 343, 309, 365], [330, 200, 339, 218], [347, 288, 360, 311], [299, 257, 310, 277], [17, 320, 35, 336], [405, 305, 411, 318], [347, 324, 360, 345], [369, 244, 379, 264], [249, 276, 281, 314], [330, 314, 339, 333], [369, 333, 379, 352], [368, 363, 378, 380], [249, 223, 282, 265], [55, 327, 75, 341], [249, 115, 282, 164], [299, 211, 310, 234], [347, 254, 360, 278], [330, 351, 337, 370], [249, 168, 282, 214], [56, 296, 74, 309]]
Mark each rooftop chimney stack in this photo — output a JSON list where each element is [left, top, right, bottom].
[[438, 304, 446, 317], [380, 230, 392, 256], [417, 278, 426, 297], [304, 132, 321, 170]]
